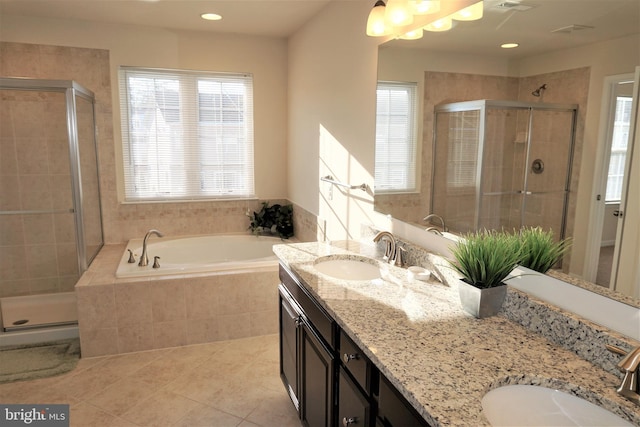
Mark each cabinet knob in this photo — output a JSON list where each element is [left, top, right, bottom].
[[343, 353, 360, 364], [342, 416, 358, 426]]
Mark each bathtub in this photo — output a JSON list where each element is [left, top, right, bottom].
[[115, 234, 281, 278]]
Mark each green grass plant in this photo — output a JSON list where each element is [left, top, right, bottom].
[[517, 226, 571, 273], [449, 230, 522, 289]]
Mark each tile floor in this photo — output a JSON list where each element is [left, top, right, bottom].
[[0, 334, 301, 427]]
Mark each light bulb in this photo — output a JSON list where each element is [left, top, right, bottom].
[[409, 0, 440, 15]]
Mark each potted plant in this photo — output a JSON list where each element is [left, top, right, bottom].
[[449, 230, 521, 318], [517, 226, 571, 273], [248, 202, 294, 239]]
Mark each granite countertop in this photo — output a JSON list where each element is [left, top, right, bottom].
[[273, 241, 640, 427]]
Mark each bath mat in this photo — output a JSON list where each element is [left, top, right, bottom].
[[0, 338, 80, 384]]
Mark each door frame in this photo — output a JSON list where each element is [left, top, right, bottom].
[[585, 71, 637, 287]]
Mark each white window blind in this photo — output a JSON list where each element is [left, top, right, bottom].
[[606, 96, 632, 202], [375, 81, 418, 193], [446, 110, 480, 190], [119, 67, 254, 202]]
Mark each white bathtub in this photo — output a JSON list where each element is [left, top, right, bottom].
[[115, 234, 282, 278]]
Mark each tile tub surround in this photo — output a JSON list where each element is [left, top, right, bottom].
[[273, 241, 640, 427], [76, 245, 279, 357]]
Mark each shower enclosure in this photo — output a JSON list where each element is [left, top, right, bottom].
[[0, 77, 103, 342], [431, 100, 577, 239]]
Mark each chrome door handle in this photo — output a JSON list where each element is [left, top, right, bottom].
[[343, 353, 360, 363], [342, 416, 357, 426], [613, 210, 623, 217]]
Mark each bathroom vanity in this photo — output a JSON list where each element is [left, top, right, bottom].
[[274, 241, 640, 427]]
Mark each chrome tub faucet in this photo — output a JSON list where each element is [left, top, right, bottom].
[[423, 214, 447, 233], [139, 229, 164, 267]]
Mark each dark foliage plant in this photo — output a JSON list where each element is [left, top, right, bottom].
[[248, 202, 294, 239]]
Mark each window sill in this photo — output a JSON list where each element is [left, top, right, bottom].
[[119, 196, 259, 205]]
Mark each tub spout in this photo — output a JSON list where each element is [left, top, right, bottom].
[[139, 229, 164, 267]]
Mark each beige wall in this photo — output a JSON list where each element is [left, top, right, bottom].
[[0, 14, 289, 243]]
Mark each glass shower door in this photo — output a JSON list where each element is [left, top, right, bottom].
[[0, 89, 79, 297], [478, 107, 529, 232], [523, 109, 576, 240], [74, 93, 103, 268]]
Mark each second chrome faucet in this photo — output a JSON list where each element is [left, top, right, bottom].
[[139, 229, 164, 267]]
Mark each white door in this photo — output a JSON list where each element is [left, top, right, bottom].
[[611, 67, 640, 298]]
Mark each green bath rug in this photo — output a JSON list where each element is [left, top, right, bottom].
[[0, 338, 80, 384]]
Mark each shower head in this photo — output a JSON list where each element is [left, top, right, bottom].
[[532, 84, 547, 97]]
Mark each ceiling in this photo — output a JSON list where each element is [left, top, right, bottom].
[[0, 0, 638, 57], [387, 0, 640, 58], [0, 0, 333, 38]]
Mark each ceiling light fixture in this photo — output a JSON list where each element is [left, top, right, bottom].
[[366, 0, 484, 37], [385, 0, 414, 27], [501, 42, 519, 48], [401, 28, 424, 40], [201, 13, 222, 21], [366, 0, 391, 36], [424, 16, 452, 32], [452, 1, 484, 21], [409, 0, 440, 15]]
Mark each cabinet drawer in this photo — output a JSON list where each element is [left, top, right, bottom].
[[338, 366, 371, 427], [340, 330, 372, 395], [280, 264, 336, 350]]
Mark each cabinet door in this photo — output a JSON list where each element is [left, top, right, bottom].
[[279, 285, 301, 411], [338, 367, 371, 427], [301, 320, 335, 427], [377, 376, 430, 427]]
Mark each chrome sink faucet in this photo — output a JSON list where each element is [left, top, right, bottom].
[[139, 229, 164, 267], [373, 231, 405, 266], [607, 344, 640, 406]]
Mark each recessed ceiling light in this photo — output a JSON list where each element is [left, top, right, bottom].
[[201, 13, 222, 21], [501, 42, 519, 48]]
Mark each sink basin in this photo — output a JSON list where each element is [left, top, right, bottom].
[[482, 385, 633, 426], [313, 256, 381, 281]]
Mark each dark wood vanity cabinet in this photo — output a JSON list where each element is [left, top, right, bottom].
[[279, 264, 337, 427], [279, 263, 431, 427]]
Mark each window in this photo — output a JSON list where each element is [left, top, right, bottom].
[[375, 81, 418, 193], [119, 67, 254, 202], [605, 96, 632, 202], [446, 110, 480, 190]]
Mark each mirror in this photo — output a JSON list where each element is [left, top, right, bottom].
[[373, 0, 640, 299]]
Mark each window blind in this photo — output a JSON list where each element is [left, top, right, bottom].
[[374, 81, 418, 193], [119, 67, 254, 202]]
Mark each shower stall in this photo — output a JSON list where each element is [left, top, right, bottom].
[[431, 100, 578, 239], [0, 77, 103, 344]]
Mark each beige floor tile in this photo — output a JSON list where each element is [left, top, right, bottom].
[[86, 378, 156, 416], [0, 334, 301, 427], [174, 403, 243, 427], [244, 387, 301, 427], [70, 402, 139, 427], [120, 389, 201, 427]]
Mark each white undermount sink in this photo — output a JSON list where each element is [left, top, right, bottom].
[[313, 256, 381, 281], [482, 385, 633, 426]]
